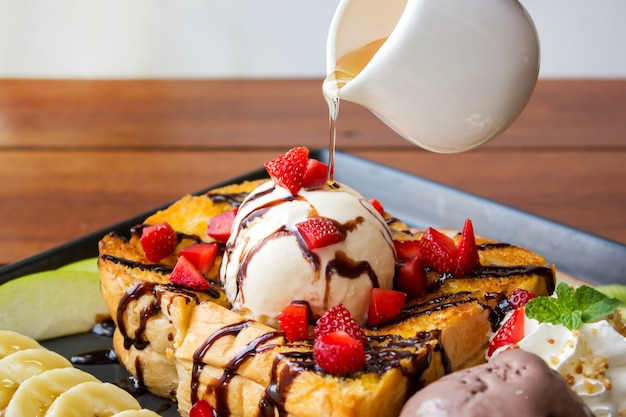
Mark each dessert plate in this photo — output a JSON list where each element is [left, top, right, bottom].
[[1, 150, 625, 416]]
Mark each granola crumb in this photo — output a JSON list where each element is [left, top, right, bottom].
[[582, 355, 609, 380]]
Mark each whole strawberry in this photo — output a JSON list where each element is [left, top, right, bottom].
[[140, 221, 178, 262], [313, 331, 366, 376]]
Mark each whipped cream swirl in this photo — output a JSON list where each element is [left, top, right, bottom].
[[511, 316, 626, 417]]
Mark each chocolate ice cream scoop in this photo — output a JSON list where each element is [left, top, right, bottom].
[[399, 349, 593, 417]]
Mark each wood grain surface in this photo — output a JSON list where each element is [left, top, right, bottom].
[[1, 79, 625, 265]]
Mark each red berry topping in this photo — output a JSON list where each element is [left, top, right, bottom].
[[508, 288, 537, 309], [178, 243, 218, 275], [314, 304, 367, 345], [140, 222, 178, 262], [190, 400, 216, 417], [277, 301, 311, 342], [169, 255, 210, 290], [302, 158, 329, 190], [313, 331, 366, 376], [368, 197, 385, 216], [419, 227, 457, 274], [207, 208, 237, 243], [393, 239, 422, 261], [394, 258, 427, 299], [454, 218, 481, 277], [296, 217, 345, 250], [264, 147, 309, 195], [487, 307, 525, 356], [367, 288, 407, 327]]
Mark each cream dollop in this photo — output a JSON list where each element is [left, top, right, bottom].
[[494, 314, 626, 417], [219, 180, 396, 328]]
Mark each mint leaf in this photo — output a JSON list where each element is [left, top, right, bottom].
[[577, 285, 621, 322], [525, 283, 621, 331], [555, 282, 577, 310], [561, 310, 582, 331]]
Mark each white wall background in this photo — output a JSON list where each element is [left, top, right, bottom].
[[0, 0, 625, 79]]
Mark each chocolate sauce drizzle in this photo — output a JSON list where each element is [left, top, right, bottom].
[[116, 282, 160, 350], [101, 254, 223, 299], [207, 191, 252, 207], [189, 321, 440, 417], [218, 330, 282, 417]]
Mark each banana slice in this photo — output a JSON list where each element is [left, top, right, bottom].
[[5, 367, 99, 417], [0, 348, 72, 411], [44, 381, 141, 416], [0, 330, 43, 359], [111, 411, 163, 417]]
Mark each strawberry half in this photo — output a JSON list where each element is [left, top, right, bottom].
[[264, 147, 309, 195], [314, 304, 367, 345], [313, 331, 366, 375], [367, 288, 406, 327], [454, 218, 480, 276], [190, 400, 216, 417], [302, 158, 328, 190], [169, 255, 210, 290], [207, 208, 237, 243], [140, 222, 178, 262], [419, 227, 457, 274], [277, 301, 311, 342], [178, 243, 218, 275], [487, 307, 525, 356], [296, 217, 345, 250]]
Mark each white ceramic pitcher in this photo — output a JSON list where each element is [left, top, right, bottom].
[[324, 0, 540, 153]]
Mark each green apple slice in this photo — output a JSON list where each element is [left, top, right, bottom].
[[0, 269, 109, 341]]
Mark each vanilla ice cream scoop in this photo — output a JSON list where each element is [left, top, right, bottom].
[[220, 180, 396, 328]]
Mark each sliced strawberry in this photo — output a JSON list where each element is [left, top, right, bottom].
[[393, 239, 422, 261], [302, 158, 328, 190], [264, 147, 309, 195], [190, 400, 216, 417], [368, 197, 385, 216], [419, 227, 457, 274], [313, 331, 366, 375], [314, 304, 367, 345], [487, 307, 525, 356], [508, 288, 537, 309], [170, 255, 210, 290], [394, 258, 427, 299], [277, 301, 311, 342], [454, 218, 480, 276], [296, 217, 345, 250], [207, 208, 237, 243], [140, 222, 178, 262], [178, 243, 218, 275], [367, 288, 406, 327]]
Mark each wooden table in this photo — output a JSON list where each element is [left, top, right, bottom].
[[1, 79, 625, 267]]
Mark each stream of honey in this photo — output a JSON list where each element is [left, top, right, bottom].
[[322, 38, 387, 183]]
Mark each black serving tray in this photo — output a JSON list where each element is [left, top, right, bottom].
[[1, 150, 625, 416]]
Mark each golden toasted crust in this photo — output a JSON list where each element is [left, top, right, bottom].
[[98, 179, 556, 417]]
